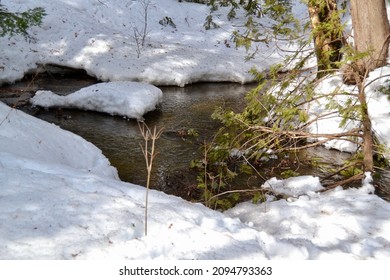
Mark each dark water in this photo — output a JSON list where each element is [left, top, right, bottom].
[[1, 71, 389, 201], [54, 82, 251, 188], [3, 75, 253, 189]]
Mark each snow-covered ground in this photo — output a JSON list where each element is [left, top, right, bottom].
[[0, 0, 305, 87], [1, 0, 390, 260], [308, 66, 390, 157], [1, 101, 390, 259]]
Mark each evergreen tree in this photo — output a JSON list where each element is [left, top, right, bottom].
[[307, 0, 344, 76], [193, 0, 390, 208], [0, 4, 45, 40]]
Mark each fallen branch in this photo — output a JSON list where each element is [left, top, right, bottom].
[[321, 173, 364, 191]]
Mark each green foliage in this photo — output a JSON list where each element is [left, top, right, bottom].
[[306, 0, 346, 73], [207, 0, 299, 58], [340, 165, 363, 177], [204, 14, 220, 30], [187, 128, 200, 138], [191, 68, 307, 208], [190, 128, 252, 209], [377, 79, 390, 100], [0, 5, 45, 40], [252, 191, 266, 204], [339, 153, 364, 177], [191, 47, 385, 209], [190, 0, 389, 209], [280, 169, 299, 179], [373, 143, 390, 168]]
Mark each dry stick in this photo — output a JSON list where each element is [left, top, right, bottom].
[[321, 173, 364, 191], [320, 161, 360, 181], [203, 140, 209, 208], [138, 122, 163, 236], [208, 189, 262, 201]]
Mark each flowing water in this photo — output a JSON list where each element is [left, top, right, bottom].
[[39, 82, 251, 187], [1, 68, 389, 201]]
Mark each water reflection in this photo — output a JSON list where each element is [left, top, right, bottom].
[[29, 82, 255, 188]]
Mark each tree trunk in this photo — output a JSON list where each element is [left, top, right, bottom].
[[356, 75, 374, 173], [345, 1, 389, 174], [308, 0, 344, 76], [350, 0, 390, 73]]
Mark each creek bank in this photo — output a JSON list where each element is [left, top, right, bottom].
[[1, 69, 389, 204]]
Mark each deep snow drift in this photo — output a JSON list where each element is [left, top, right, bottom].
[[1, 102, 390, 259]]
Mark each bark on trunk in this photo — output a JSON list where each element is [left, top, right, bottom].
[[357, 79, 374, 173], [344, 1, 389, 174], [350, 0, 390, 73]]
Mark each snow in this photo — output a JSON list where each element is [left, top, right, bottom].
[[0, 0, 390, 260], [1, 103, 389, 259], [225, 178, 390, 259], [31, 81, 163, 119], [307, 66, 390, 155], [0, 102, 118, 179], [0, 0, 304, 87], [262, 176, 324, 198]]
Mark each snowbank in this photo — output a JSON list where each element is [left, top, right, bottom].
[[226, 175, 390, 259], [31, 81, 163, 119], [0, 0, 306, 87], [0, 101, 268, 259], [0, 102, 118, 179], [1, 101, 390, 259]]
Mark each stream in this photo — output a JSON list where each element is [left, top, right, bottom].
[[1, 67, 389, 202]]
